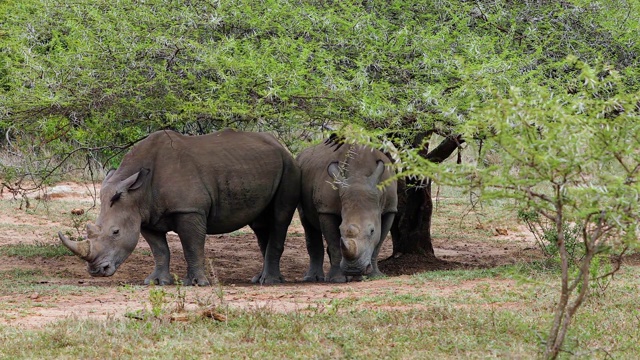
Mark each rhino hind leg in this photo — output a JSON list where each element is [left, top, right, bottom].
[[248, 211, 287, 285], [141, 229, 174, 285], [251, 162, 300, 285]]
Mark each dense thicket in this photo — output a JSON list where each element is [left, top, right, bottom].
[[2, 0, 639, 170]]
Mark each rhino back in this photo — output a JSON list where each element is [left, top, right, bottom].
[[118, 130, 291, 233]]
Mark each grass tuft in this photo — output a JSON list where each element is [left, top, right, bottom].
[[0, 243, 73, 258]]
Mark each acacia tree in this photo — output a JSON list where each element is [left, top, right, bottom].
[[395, 59, 640, 359], [2, 0, 639, 270]]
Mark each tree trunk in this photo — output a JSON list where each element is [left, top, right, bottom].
[[390, 134, 464, 258], [390, 177, 434, 256]]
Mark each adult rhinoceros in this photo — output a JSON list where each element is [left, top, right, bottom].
[[297, 140, 397, 282], [59, 129, 300, 285]]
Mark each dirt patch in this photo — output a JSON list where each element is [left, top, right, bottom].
[[0, 182, 544, 328]]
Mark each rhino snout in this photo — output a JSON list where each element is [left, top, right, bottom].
[[341, 262, 373, 276], [88, 261, 118, 277]]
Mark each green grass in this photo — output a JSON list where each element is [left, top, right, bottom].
[[0, 242, 638, 358], [0, 268, 43, 281], [431, 186, 522, 240], [0, 264, 638, 359], [0, 243, 73, 258], [0, 268, 111, 299]]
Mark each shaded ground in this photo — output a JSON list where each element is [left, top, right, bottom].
[[0, 183, 543, 328]]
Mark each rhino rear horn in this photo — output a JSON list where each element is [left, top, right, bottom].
[[369, 160, 385, 184], [59, 232, 91, 260]]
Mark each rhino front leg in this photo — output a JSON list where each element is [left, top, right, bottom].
[[175, 214, 211, 286], [141, 228, 173, 285], [368, 212, 396, 279], [300, 213, 324, 282], [319, 214, 346, 283]]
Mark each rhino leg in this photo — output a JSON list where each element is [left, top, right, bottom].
[[258, 221, 288, 285], [319, 214, 347, 283], [175, 214, 211, 286], [249, 223, 271, 284], [141, 229, 173, 285], [252, 169, 299, 285], [249, 208, 287, 285], [368, 212, 396, 279], [300, 214, 324, 282]]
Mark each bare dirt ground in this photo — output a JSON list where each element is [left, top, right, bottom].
[[0, 183, 543, 328]]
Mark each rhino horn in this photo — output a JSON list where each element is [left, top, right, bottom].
[[59, 232, 91, 260], [369, 160, 385, 184], [345, 224, 360, 237], [341, 237, 358, 259]]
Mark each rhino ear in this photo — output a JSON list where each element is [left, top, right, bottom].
[[103, 169, 117, 184], [327, 162, 343, 181], [119, 168, 149, 192]]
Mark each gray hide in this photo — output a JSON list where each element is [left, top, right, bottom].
[[59, 129, 300, 285], [297, 142, 397, 282]]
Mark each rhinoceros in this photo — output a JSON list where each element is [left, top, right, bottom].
[[297, 141, 397, 282], [59, 129, 300, 285]]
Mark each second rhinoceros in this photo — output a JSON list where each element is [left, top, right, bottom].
[[297, 140, 397, 282], [59, 129, 300, 285]]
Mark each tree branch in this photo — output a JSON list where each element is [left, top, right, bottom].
[[425, 134, 465, 164]]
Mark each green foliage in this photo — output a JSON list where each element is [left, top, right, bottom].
[[518, 208, 583, 258], [2, 0, 640, 179], [148, 286, 167, 318], [395, 56, 640, 358]]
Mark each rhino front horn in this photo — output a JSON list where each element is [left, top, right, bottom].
[[340, 237, 358, 260], [59, 232, 91, 260]]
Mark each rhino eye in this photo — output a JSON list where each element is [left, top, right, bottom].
[[112, 229, 120, 236]]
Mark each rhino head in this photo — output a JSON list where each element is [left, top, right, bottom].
[[59, 169, 149, 277], [329, 160, 387, 276]]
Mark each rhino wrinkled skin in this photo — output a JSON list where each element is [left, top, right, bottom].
[[59, 129, 300, 285], [297, 142, 397, 282]]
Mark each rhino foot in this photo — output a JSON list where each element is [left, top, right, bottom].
[[252, 272, 285, 285], [303, 273, 325, 282], [144, 272, 174, 286], [183, 275, 211, 286], [303, 267, 325, 282], [366, 270, 385, 279], [326, 267, 347, 283]]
